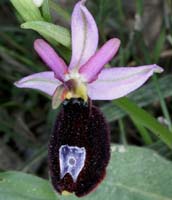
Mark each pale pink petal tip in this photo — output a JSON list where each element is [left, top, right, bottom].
[[153, 64, 164, 73], [14, 72, 62, 96]]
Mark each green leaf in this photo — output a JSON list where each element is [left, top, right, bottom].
[[1, 146, 172, 200], [0, 171, 57, 200], [10, 0, 44, 21], [21, 21, 71, 47], [42, 0, 52, 22], [114, 97, 172, 148], [132, 119, 153, 145], [103, 145, 172, 200]]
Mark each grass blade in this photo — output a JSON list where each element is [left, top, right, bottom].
[[114, 97, 172, 148]]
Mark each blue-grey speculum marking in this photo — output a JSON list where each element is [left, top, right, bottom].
[[59, 145, 86, 182]]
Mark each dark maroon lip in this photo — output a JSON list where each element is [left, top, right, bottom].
[[48, 98, 110, 197]]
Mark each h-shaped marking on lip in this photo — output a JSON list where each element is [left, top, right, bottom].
[[59, 145, 86, 182]]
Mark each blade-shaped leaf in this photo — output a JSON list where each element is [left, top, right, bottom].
[[10, 0, 44, 21], [114, 97, 172, 148], [21, 21, 70, 47], [1, 146, 172, 200], [132, 119, 153, 145]]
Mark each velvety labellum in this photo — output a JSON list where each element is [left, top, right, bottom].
[[48, 98, 110, 197]]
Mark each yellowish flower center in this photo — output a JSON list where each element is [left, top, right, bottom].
[[52, 72, 88, 109], [64, 72, 88, 102]]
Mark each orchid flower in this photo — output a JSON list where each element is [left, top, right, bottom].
[[15, 0, 163, 197], [15, 0, 163, 108]]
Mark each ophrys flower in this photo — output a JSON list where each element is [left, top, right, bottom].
[[15, 0, 163, 197], [15, 0, 163, 108]]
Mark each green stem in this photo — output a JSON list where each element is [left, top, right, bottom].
[[116, 0, 125, 42], [42, 0, 52, 22], [49, 0, 70, 23], [119, 119, 127, 146], [152, 75, 172, 132]]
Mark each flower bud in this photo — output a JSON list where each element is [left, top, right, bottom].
[[32, 0, 44, 7]]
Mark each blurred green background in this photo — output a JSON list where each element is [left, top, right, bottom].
[[0, 0, 172, 179]]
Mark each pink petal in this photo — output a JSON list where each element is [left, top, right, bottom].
[[88, 64, 163, 100], [14, 72, 62, 96], [34, 39, 68, 81], [69, 0, 98, 71], [79, 38, 120, 83]]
